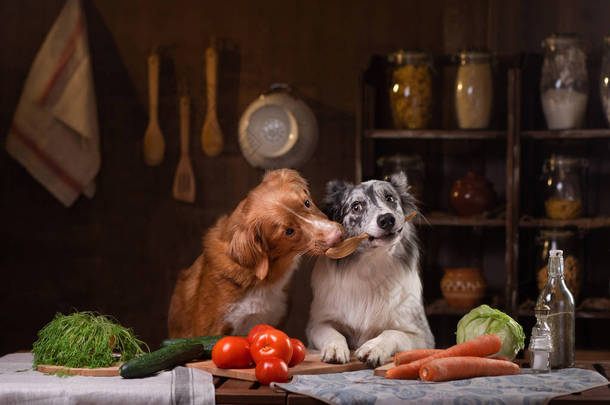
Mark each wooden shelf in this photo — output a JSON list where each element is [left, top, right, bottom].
[[364, 129, 505, 140], [419, 212, 505, 227], [425, 299, 472, 316], [519, 216, 610, 229], [521, 129, 610, 139]]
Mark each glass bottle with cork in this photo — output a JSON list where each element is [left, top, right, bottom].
[[536, 249, 575, 369]]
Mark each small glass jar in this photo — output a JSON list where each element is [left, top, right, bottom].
[[388, 50, 434, 129], [540, 34, 589, 130], [535, 229, 582, 303], [541, 154, 587, 219], [455, 51, 493, 129], [600, 36, 610, 127], [377, 154, 424, 200], [528, 304, 552, 373]]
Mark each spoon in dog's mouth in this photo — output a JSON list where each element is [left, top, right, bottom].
[[325, 212, 417, 259], [368, 228, 402, 241]]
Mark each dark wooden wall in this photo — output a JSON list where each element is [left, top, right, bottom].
[[1, 0, 608, 355]]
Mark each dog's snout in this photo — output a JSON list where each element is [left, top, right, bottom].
[[325, 227, 344, 248], [377, 213, 395, 230]]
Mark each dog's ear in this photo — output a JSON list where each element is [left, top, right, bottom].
[[388, 171, 417, 209], [228, 223, 270, 280], [322, 180, 352, 222]]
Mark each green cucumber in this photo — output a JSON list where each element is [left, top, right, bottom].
[[120, 340, 205, 378], [120, 335, 229, 378], [160, 335, 225, 349]]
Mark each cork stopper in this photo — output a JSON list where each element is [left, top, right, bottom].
[[549, 249, 563, 258]]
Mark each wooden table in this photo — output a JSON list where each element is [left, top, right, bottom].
[[215, 351, 610, 404]]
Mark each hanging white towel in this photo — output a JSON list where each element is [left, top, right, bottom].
[[6, 0, 100, 207]]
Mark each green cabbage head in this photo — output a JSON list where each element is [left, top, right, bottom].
[[456, 304, 525, 360]]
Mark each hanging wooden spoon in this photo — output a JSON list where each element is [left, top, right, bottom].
[[201, 37, 223, 157], [325, 211, 417, 259], [143, 51, 165, 166]]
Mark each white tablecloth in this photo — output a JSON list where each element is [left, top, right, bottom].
[[0, 353, 215, 405]]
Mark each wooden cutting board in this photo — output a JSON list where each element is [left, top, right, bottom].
[[187, 351, 367, 381], [37, 363, 121, 376], [373, 362, 393, 377]]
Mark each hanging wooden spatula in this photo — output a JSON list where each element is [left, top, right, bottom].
[[326, 211, 417, 259], [172, 93, 196, 203], [143, 51, 165, 166], [201, 37, 223, 157]]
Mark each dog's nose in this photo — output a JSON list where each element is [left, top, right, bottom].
[[377, 213, 395, 230], [325, 227, 344, 247]]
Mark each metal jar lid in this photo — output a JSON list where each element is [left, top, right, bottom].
[[388, 50, 431, 65], [457, 50, 491, 64], [542, 33, 584, 50]]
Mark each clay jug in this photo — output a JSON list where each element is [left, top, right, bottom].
[[441, 267, 486, 309], [449, 171, 496, 216]]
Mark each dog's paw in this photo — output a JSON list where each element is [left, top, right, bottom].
[[320, 341, 350, 364], [355, 338, 391, 368]]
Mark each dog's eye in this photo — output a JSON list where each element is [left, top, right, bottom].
[[386, 195, 395, 203], [351, 201, 362, 213], [304, 200, 310, 208], [285, 228, 295, 236]]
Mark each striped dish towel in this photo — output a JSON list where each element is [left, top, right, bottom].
[[6, 0, 100, 207]]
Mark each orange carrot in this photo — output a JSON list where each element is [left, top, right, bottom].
[[385, 334, 502, 380], [419, 356, 520, 382], [394, 349, 442, 365]]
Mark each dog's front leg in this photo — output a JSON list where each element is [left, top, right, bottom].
[[355, 330, 426, 368], [308, 322, 350, 364]]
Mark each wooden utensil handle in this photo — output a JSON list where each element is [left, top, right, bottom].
[[180, 95, 190, 155], [148, 53, 160, 120], [205, 43, 217, 112]]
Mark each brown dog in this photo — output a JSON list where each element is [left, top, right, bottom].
[[168, 169, 344, 337]]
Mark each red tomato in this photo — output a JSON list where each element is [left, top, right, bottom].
[[211, 336, 252, 368], [247, 324, 275, 344], [288, 338, 306, 367], [255, 358, 290, 385], [250, 329, 293, 364]]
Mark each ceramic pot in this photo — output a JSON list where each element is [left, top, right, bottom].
[[449, 171, 496, 216], [440, 267, 486, 309]]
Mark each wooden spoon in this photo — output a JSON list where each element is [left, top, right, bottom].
[[143, 51, 165, 166], [325, 211, 417, 259], [201, 37, 223, 157], [172, 93, 196, 203]]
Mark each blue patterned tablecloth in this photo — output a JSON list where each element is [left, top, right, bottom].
[[273, 368, 608, 405]]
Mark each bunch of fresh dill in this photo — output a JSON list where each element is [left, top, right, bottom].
[[32, 311, 149, 368]]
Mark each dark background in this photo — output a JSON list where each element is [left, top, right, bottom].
[[1, 0, 609, 355]]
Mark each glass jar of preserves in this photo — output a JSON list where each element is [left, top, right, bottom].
[[600, 36, 610, 126], [377, 154, 424, 201], [541, 154, 587, 219], [388, 50, 434, 129], [540, 34, 589, 130], [535, 229, 582, 304], [455, 51, 493, 129]]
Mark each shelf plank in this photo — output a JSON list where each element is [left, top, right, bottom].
[[519, 216, 610, 229], [419, 212, 505, 227], [521, 129, 610, 139], [425, 299, 471, 316], [364, 129, 505, 140]]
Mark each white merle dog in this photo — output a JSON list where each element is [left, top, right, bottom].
[[306, 172, 435, 367]]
